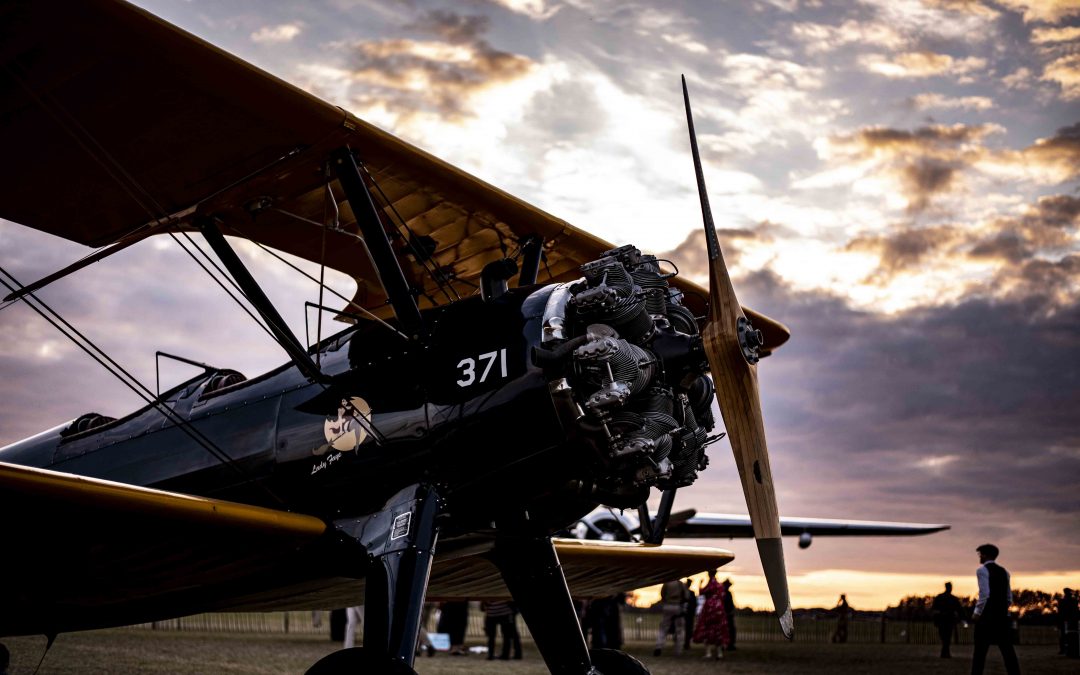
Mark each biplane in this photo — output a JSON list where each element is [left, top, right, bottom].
[[0, 1, 933, 673]]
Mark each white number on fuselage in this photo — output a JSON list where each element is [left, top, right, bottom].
[[456, 348, 508, 387]]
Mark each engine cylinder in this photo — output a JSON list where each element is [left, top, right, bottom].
[[536, 245, 718, 502]]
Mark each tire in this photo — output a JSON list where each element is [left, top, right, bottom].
[[589, 648, 651, 675], [305, 647, 419, 675]]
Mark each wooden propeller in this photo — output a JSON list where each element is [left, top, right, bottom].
[[682, 75, 793, 639]]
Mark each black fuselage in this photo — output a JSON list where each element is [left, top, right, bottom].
[[0, 285, 590, 535]]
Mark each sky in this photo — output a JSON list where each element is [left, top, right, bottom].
[[1, 0, 1079, 611]]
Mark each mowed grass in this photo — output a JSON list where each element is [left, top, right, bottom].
[[3, 631, 1074, 674]]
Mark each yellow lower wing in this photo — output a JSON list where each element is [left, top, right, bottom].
[[0, 462, 732, 635]]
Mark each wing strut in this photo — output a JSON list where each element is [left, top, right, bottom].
[[199, 219, 326, 383], [331, 147, 426, 341], [642, 487, 679, 544]]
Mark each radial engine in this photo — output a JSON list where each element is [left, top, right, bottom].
[[534, 245, 718, 506]]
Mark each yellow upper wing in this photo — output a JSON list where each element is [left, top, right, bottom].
[[0, 0, 788, 351]]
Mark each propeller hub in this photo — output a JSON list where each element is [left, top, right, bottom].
[[737, 316, 765, 365]]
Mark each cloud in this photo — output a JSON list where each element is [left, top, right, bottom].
[[690, 53, 842, 156], [834, 125, 1001, 154], [326, 10, 535, 120], [1041, 53, 1080, 100], [1031, 25, 1080, 43], [790, 19, 907, 54], [250, 23, 302, 44], [914, 453, 961, 475], [910, 92, 994, 111], [1022, 193, 1080, 229], [487, 0, 562, 20], [999, 122, 1080, 183], [833, 191, 1079, 287], [661, 225, 774, 271], [845, 225, 961, 276], [996, 0, 1080, 23], [804, 123, 999, 212], [859, 0, 1000, 40], [1002, 67, 1035, 89], [408, 10, 491, 43], [991, 254, 1080, 306], [804, 123, 1080, 212], [903, 161, 963, 212], [860, 51, 987, 80]]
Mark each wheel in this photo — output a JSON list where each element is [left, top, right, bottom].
[[305, 647, 419, 675], [589, 648, 651, 675]]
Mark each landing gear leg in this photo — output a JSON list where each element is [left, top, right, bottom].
[[492, 533, 595, 675], [306, 484, 440, 675]]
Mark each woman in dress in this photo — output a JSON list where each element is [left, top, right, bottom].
[[693, 568, 730, 660]]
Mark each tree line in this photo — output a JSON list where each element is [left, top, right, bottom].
[[888, 589, 1068, 625]]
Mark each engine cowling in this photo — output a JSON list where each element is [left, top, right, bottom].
[[535, 245, 716, 506]]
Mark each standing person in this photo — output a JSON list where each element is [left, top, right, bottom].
[[1059, 588, 1079, 658], [653, 578, 689, 656], [343, 605, 364, 649], [971, 543, 1021, 675], [482, 601, 515, 660], [692, 569, 730, 660], [417, 602, 436, 658], [608, 594, 627, 651], [722, 579, 737, 651], [438, 600, 470, 656], [507, 602, 523, 660], [932, 582, 965, 658], [683, 579, 697, 651], [831, 594, 850, 643]]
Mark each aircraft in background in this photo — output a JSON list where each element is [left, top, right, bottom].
[[3, 1, 825, 673], [571, 508, 949, 549]]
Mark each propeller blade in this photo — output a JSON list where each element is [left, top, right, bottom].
[[681, 75, 793, 639]]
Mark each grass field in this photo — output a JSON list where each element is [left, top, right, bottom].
[[3, 631, 1074, 674]]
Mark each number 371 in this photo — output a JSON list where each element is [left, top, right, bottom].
[[456, 348, 508, 387]]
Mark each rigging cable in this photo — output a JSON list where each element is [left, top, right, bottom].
[[167, 231, 279, 344], [356, 159, 460, 304], [316, 176, 330, 368], [6, 62, 305, 483], [9, 58, 394, 463], [224, 224, 407, 340], [0, 267, 287, 506]]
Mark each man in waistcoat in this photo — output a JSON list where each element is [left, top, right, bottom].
[[971, 543, 1021, 675]]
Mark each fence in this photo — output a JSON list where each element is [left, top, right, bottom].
[[127, 608, 1061, 646]]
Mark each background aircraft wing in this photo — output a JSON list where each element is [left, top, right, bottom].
[[0, 0, 788, 352], [663, 512, 950, 539]]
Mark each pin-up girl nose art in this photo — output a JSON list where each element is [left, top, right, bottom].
[[317, 397, 372, 454]]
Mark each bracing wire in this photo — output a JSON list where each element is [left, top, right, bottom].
[[0, 267, 287, 506], [224, 224, 407, 340], [5, 62, 315, 499], [167, 233, 277, 343], [356, 160, 460, 304]]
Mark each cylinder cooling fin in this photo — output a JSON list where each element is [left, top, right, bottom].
[[535, 245, 717, 504]]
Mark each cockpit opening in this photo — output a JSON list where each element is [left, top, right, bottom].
[[60, 412, 117, 438]]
